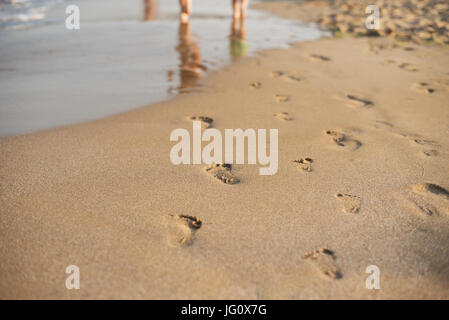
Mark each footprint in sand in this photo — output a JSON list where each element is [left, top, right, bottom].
[[373, 120, 394, 130], [334, 93, 374, 108], [304, 248, 341, 279], [204, 163, 240, 185], [187, 116, 214, 129], [274, 112, 293, 121], [335, 193, 361, 214], [422, 149, 439, 158], [285, 74, 304, 82], [373, 121, 439, 158], [382, 60, 418, 72], [249, 81, 262, 89], [398, 62, 418, 72], [270, 70, 304, 83], [325, 130, 345, 146], [270, 70, 285, 77], [292, 158, 313, 172], [165, 214, 202, 247], [381, 59, 397, 65], [367, 41, 401, 54], [307, 54, 331, 62], [274, 94, 290, 103], [409, 136, 439, 158], [411, 137, 437, 146], [411, 82, 435, 94], [325, 130, 362, 150], [401, 183, 449, 217]]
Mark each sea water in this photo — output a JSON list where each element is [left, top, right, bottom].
[[0, 0, 327, 136]]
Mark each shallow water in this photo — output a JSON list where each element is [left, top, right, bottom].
[[0, 0, 326, 136]]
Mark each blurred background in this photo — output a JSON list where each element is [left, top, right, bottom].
[[0, 0, 325, 136]]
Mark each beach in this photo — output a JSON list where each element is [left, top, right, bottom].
[[0, 0, 322, 136], [1, 0, 449, 299]]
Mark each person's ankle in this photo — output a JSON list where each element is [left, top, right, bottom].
[[180, 12, 189, 23]]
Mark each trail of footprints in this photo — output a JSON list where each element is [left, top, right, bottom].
[[401, 182, 449, 217], [270, 68, 304, 103], [411, 136, 439, 158], [382, 59, 418, 72], [382, 58, 441, 94], [270, 70, 304, 83], [374, 120, 440, 158], [411, 82, 435, 94], [178, 53, 446, 283], [187, 117, 241, 185], [367, 41, 413, 54]]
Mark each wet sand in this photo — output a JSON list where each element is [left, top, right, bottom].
[[0, 0, 322, 136], [1, 2, 449, 299]]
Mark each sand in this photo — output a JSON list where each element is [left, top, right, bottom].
[[1, 2, 449, 299]]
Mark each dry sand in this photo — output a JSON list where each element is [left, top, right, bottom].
[[1, 2, 449, 299]]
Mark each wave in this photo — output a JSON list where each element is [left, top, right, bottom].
[[0, 0, 65, 30]]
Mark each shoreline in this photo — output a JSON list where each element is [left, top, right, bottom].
[[0, 0, 324, 137], [1, 1, 449, 299]]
